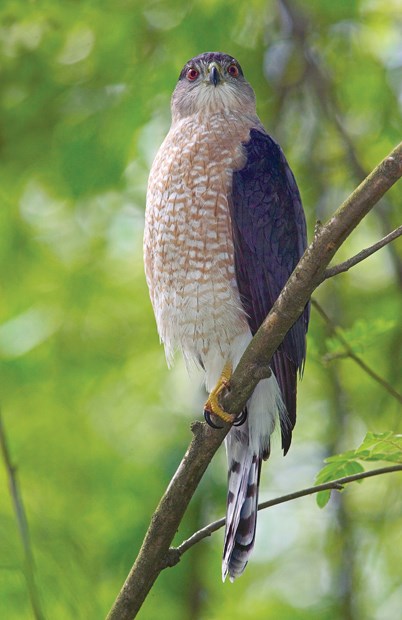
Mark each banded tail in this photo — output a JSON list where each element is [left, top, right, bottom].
[[221, 374, 287, 582], [222, 430, 262, 581]]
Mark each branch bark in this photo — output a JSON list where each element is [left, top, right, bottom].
[[106, 143, 402, 620], [105, 421, 231, 620]]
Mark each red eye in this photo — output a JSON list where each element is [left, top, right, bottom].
[[227, 64, 239, 77], [186, 68, 199, 81]]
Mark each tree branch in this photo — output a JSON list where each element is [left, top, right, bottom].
[[106, 144, 402, 620], [323, 225, 402, 280], [312, 299, 402, 405], [172, 464, 402, 559], [105, 421, 231, 620], [0, 411, 45, 620]]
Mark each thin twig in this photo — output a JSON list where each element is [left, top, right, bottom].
[[324, 225, 402, 280], [0, 411, 46, 620], [173, 464, 402, 558], [312, 299, 402, 405]]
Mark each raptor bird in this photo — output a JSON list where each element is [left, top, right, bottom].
[[144, 52, 309, 582]]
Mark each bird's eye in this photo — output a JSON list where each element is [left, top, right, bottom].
[[186, 68, 199, 81], [227, 64, 239, 77]]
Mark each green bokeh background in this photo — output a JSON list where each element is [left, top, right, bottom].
[[1, 1, 401, 618]]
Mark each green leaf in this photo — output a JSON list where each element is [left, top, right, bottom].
[[316, 489, 332, 508], [315, 432, 402, 503], [354, 432, 402, 463], [315, 459, 364, 486]]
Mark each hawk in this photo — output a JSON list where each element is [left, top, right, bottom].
[[144, 52, 309, 582]]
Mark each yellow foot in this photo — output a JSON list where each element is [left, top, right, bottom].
[[204, 362, 236, 426]]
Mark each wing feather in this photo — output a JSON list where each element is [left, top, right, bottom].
[[230, 129, 309, 453]]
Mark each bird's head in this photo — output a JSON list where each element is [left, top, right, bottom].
[[171, 52, 256, 122]]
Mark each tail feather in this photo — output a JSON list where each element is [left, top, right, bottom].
[[221, 374, 284, 582], [222, 428, 262, 582]]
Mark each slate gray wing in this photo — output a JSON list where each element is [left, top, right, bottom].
[[230, 128, 309, 453]]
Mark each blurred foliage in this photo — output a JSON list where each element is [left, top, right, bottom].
[[323, 317, 396, 358], [315, 432, 402, 507], [0, 0, 401, 619]]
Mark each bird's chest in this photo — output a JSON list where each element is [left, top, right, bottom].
[[144, 116, 250, 361]]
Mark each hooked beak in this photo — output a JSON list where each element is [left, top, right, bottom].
[[209, 63, 221, 87]]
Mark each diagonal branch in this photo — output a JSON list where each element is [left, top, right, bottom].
[[323, 225, 402, 280], [106, 143, 402, 620], [172, 464, 402, 559], [105, 420, 231, 620], [312, 299, 402, 405]]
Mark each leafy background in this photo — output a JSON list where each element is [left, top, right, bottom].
[[1, 0, 401, 618]]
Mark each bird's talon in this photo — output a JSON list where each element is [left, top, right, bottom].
[[233, 409, 248, 426], [203, 362, 237, 427], [203, 397, 234, 425], [204, 409, 224, 429]]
